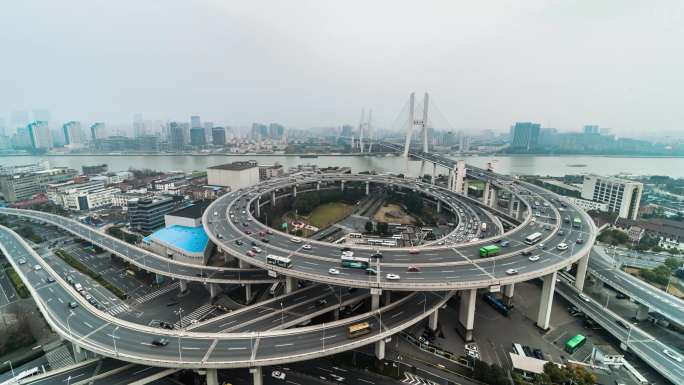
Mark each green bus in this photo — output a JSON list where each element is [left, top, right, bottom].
[[565, 334, 586, 353], [479, 245, 500, 258], [572, 217, 581, 228]]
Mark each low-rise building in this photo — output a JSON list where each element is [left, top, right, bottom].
[[207, 161, 259, 190], [112, 191, 153, 210], [0, 167, 77, 203], [48, 179, 120, 211], [259, 163, 284, 181]]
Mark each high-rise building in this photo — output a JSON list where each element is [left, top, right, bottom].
[[90, 122, 107, 141], [11, 127, 32, 149], [190, 127, 206, 146], [63, 121, 86, 147], [581, 175, 643, 220], [212, 127, 226, 146], [27, 121, 52, 150], [168, 122, 186, 152], [340, 125, 354, 139], [11, 110, 29, 129], [583, 125, 600, 135], [190, 115, 201, 129], [268, 123, 285, 140], [510, 122, 541, 150], [251, 123, 268, 140], [133, 113, 146, 137]]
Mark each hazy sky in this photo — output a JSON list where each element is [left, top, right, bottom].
[[1, 0, 682, 136]]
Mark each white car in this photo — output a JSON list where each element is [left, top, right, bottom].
[[528, 255, 540, 262], [290, 237, 302, 243], [34, 264, 42, 271], [663, 348, 682, 362], [386, 273, 400, 280], [271, 370, 286, 380], [328, 268, 340, 275], [578, 293, 591, 302], [302, 244, 312, 250], [506, 268, 518, 275], [557, 243, 568, 251]]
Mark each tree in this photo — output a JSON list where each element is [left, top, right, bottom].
[[364, 221, 374, 233], [664, 256, 682, 271], [405, 192, 424, 215], [376, 222, 389, 235]]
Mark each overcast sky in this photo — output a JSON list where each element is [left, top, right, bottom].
[[1, 0, 682, 136]]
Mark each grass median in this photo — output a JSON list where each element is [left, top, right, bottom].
[[54, 249, 127, 300], [4, 266, 30, 298]]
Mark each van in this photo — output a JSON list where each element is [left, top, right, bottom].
[[74, 283, 83, 292]]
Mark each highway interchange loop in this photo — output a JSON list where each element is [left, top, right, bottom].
[[0, 152, 597, 369]]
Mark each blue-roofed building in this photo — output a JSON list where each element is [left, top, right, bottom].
[[141, 201, 214, 265]]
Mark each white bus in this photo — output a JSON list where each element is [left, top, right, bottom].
[[524, 232, 543, 245], [367, 239, 385, 246], [382, 240, 397, 247], [391, 234, 403, 240], [348, 233, 363, 239], [266, 254, 292, 268]]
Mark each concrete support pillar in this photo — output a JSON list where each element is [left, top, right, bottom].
[[636, 304, 650, 321], [179, 279, 188, 293], [536, 271, 557, 331], [436, 200, 441, 213], [371, 291, 381, 310], [365, 182, 370, 195], [575, 253, 590, 292], [502, 284, 515, 307], [316, 182, 321, 191], [483, 181, 491, 205], [244, 284, 252, 303], [432, 163, 437, 185], [223, 252, 235, 264], [447, 170, 453, 191], [256, 200, 261, 217], [463, 180, 469, 197], [271, 191, 276, 206], [384, 290, 391, 306], [458, 289, 477, 342], [333, 308, 340, 320], [489, 188, 498, 209], [341, 181, 345, 192], [209, 283, 220, 299], [293, 185, 297, 197], [72, 343, 85, 363], [206, 369, 218, 385], [375, 339, 386, 360], [239, 259, 250, 269], [250, 367, 263, 385], [455, 160, 465, 193], [285, 276, 297, 294], [428, 309, 439, 331]]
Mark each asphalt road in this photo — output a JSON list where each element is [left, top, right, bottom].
[[0, 225, 451, 368]]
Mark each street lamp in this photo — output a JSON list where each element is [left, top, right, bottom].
[[3, 360, 14, 379], [280, 301, 284, 327]]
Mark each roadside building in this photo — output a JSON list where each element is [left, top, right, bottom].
[[128, 197, 175, 233], [581, 175, 643, 220], [207, 161, 259, 190], [111, 191, 153, 211], [142, 201, 213, 265], [47, 179, 120, 211], [567, 197, 609, 212], [258, 163, 284, 181], [0, 167, 77, 203]]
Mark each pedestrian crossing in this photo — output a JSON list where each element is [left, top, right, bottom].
[[108, 302, 132, 316], [402, 373, 438, 385], [45, 345, 75, 370], [174, 304, 215, 329], [134, 282, 179, 304]]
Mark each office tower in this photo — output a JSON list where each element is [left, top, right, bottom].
[[212, 127, 226, 146], [63, 121, 86, 146], [510, 122, 541, 150], [133, 113, 146, 137], [190, 115, 201, 129], [90, 122, 107, 141], [583, 125, 600, 135], [168, 122, 186, 152], [27, 121, 52, 149], [11, 110, 30, 129], [190, 127, 206, 146], [268, 123, 285, 140]]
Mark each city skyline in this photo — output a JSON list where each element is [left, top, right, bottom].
[[1, 1, 683, 136]]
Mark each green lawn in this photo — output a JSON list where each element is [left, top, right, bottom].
[[307, 202, 354, 230]]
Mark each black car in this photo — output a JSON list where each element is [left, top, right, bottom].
[[533, 349, 545, 360], [576, 238, 584, 244], [261, 238, 269, 243], [341, 247, 351, 252], [235, 239, 244, 246], [152, 338, 169, 347], [616, 320, 629, 329], [521, 250, 533, 256], [616, 292, 629, 299], [251, 241, 258, 246]]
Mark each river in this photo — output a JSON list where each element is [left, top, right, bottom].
[[1, 154, 682, 177]]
